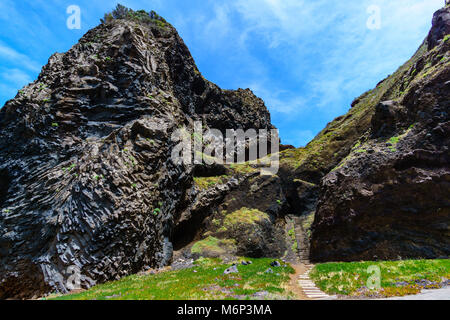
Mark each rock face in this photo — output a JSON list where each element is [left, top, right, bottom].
[[428, 7, 450, 50], [0, 13, 274, 298], [1, 5, 449, 299], [311, 9, 450, 262], [175, 170, 289, 261]]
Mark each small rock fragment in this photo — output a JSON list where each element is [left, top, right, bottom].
[[224, 265, 239, 275], [270, 261, 281, 267]]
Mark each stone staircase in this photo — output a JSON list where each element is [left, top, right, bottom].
[[292, 215, 311, 263], [287, 215, 335, 300], [298, 264, 334, 299]]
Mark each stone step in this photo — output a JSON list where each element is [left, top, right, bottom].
[[296, 264, 333, 300], [305, 293, 329, 296]]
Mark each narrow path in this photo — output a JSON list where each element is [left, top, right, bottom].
[[287, 263, 335, 300], [297, 264, 334, 300], [286, 264, 309, 300], [286, 215, 335, 300], [292, 216, 310, 263]]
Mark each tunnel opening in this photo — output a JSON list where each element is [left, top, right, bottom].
[[172, 208, 210, 251]]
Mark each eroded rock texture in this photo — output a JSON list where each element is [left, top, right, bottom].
[[311, 10, 450, 262], [0, 16, 274, 298], [428, 7, 450, 50], [1, 5, 449, 300]]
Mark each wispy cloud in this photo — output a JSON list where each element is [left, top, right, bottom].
[[0, 68, 32, 86], [0, 43, 41, 73]]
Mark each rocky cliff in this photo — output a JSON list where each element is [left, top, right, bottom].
[[0, 6, 449, 299], [0, 10, 274, 299], [310, 7, 450, 261]]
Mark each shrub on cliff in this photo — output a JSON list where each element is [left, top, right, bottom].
[[101, 4, 167, 27]]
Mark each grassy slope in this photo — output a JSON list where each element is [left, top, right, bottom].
[[48, 258, 295, 300], [310, 259, 450, 297]]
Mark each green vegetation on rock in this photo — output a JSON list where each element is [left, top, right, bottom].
[[386, 125, 414, 152], [279, 41, 430, 177], [191, 236, 236, 257], [194, 175, 229, 190], [224, 208, 270, 228], [101, 4, 170, 28]]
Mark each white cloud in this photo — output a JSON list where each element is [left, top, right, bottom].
[[226, 0, 442, 114], [0, 68, 32, 87], [0, 42, 41, 73], [246, 81, 308, 115]]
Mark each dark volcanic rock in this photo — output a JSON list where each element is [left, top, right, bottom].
[[0, 13, 274, 299], [185, 6, 450, 266], [428, 7, 450, 50], [311, 18, 450, 261], [1, 4, 450, 300], [174, 170, 289, 260]]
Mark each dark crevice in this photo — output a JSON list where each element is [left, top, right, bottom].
[[172, 208, 210, 251], [394, 149, 449, 171], [192, 163, 228, 178], [0, 169, 11, 208]]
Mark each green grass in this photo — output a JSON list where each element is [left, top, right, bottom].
[[388, 136, 400, 152], [191, 236, 236, 256], [47, 258, 295, 300], [193, 162, 259, 191], [288, 227, 295, 240], [194, 175, 229, 190], [228, 163, 258, 175], [224, 208, 269, 228], [386, 125, 414, 152], [310, 259, 450, 297]]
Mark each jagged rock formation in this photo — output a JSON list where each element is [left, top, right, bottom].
[[1, 5, 449, 299], [310, 7, 450, 261], [174, 3, 450, 265], [428, 6, 450, 50], [0, 11, 274, 299]]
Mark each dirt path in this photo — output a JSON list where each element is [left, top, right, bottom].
[[287, 263, 334, 300], [285, 264, 310, 300], [286, 263, 336, 300]]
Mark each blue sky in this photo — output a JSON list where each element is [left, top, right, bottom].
[[0, 0, 443, 146]]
